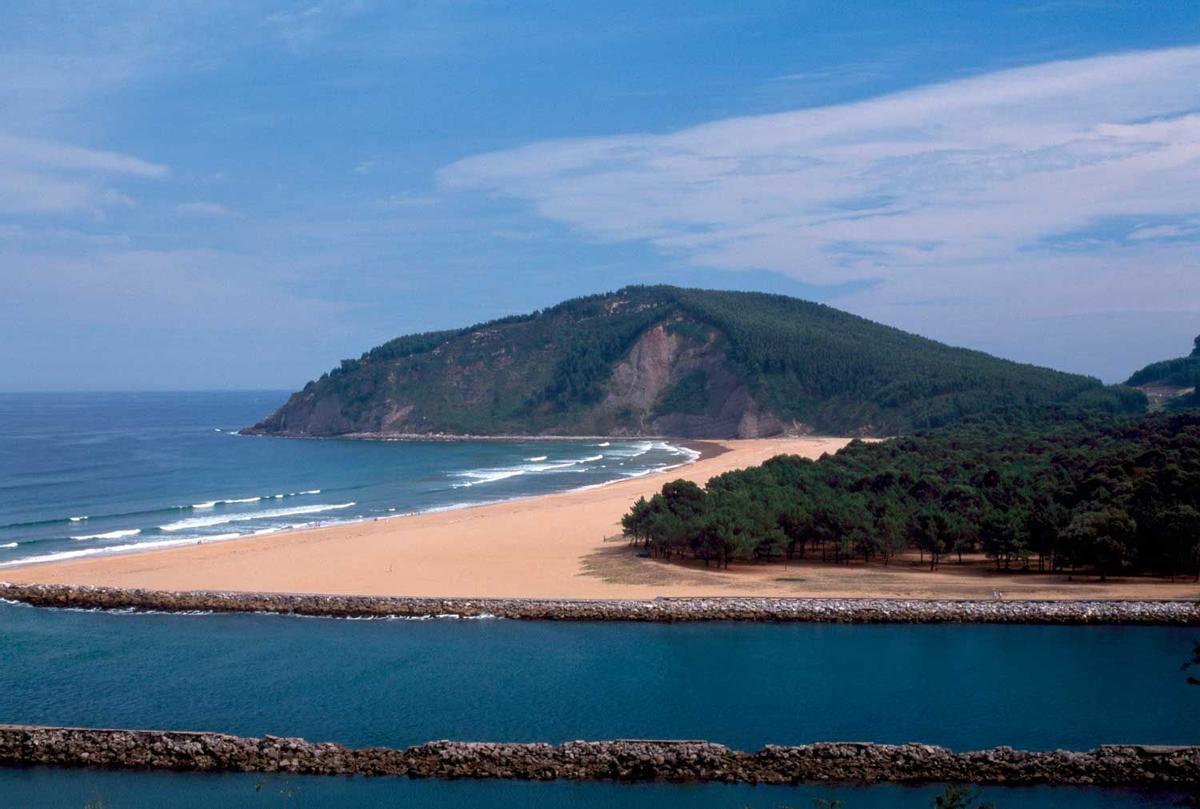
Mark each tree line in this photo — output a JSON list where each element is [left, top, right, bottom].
[[622, 410, 1200, 580]]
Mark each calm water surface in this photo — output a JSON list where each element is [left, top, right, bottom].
[[1, 603, 1194, 751], [0, 768, 1186, 809]]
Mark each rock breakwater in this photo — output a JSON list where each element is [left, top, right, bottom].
[[0, 725, 1197, 784], [1, 582, 1197, 624]]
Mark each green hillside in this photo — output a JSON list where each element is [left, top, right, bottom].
[[246, 286, 1144, 438], [1125, 334, 1200, 412]]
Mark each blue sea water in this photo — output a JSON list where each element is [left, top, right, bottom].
[[0, 392, 696, 567]]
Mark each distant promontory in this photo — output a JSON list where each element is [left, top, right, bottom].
[[245, 286, 1144, 439]]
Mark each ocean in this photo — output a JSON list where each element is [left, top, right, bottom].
[[0, 391, 697, 567]]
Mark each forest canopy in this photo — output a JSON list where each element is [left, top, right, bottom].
[[622, 410, 1200, 580]]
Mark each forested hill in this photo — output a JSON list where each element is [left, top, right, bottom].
[[246, 286, 1145, 438], [1125, 334, 1200, 412]]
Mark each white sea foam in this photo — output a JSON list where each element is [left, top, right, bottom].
[[192, 495, 264, 509], [452, 450, 612, 488], [452, 469, 527, 488], [0, 533, 249, 568], [70, 528, 141, 541], [596, 441, 610, 447], [0, 542, 17, 549], [605, 441, 654, 458], [69, 516, 88, 522], [300, 489, 321, 495], [160, 502, 356, 532], [420, 499, 502, 514], [667, 443, 702, 461]]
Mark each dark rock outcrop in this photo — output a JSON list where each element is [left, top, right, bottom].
[[0, 725, 1196, 785], [2, 582, 1197, 624]]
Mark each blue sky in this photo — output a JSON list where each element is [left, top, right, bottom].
[[2, 1, 1198, 390]]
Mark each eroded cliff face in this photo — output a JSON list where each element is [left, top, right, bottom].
[[595, 323, 793, 438], [602, 324, 681, 422]]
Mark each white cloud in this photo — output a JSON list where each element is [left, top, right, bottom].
[[441, 46, 1200, 324], [0, 134, 166, 177], [0, 134, 167, 215]]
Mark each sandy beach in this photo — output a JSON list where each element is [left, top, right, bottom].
[[4, 436, 1197, 601]]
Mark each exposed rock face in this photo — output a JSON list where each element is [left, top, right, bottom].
[[603, 324, 683, 420], [2, 583, 1197, 625], [0, 725, 1196, 784], [599, 324, 781, 438]]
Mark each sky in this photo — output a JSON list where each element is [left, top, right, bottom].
[[2, 1, 1198, 391]]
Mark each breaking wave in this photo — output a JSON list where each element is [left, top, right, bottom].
[[70, 529, 141, 541], [452, 451, 611, 488], [2, 533, 246, 568], [160, 502, 356, 532], [190, 490, 320, 510]]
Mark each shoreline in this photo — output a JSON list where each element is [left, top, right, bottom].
[[0, 437, 847, 598], [2, 724, 1197, 784], [3, 435, 1198, 602], [239, 428, 744, 452], [0, 437, 721, 572], [2, 583, 1197, 623]]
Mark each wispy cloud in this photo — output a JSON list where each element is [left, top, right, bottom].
[[442, 46, 1200, 324], [0, 134, 166, 177], [0, 134, 167, 215]]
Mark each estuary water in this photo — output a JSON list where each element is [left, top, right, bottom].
[[1, 602, 1195, 751], [0, 391, 696, 567], [0, 768, 1186, 809], [0, 602, 1195, 808]]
